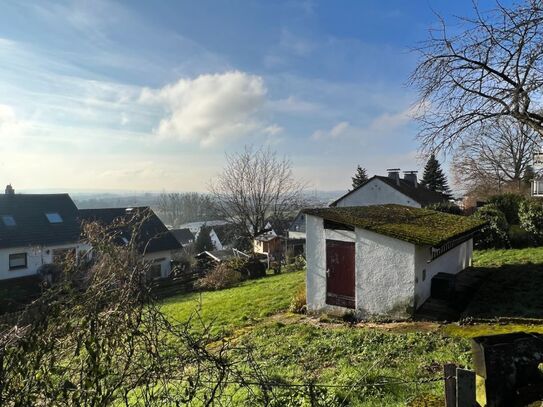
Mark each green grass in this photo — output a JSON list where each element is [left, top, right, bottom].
[[157, 247, 543, 405], [473, 247, 543, 267], [160, 271, 304, 335], [233, 321, 471, 406], [461, 248, 543, 320]]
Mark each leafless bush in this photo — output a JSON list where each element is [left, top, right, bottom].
[[0, 219, 290, 406], [196, 262, 243, 291]]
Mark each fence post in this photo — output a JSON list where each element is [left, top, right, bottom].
[[456, 368, 476, 407], [444, 363, 457, 407]]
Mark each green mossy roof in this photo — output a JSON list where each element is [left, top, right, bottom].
[[303, 204, 486, 247]]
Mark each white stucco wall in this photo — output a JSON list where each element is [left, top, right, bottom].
[[145, 250, 174, 278], [413, 239, 473, 308], [305, 214, 417, 318], [355, 228, 416, 318], [335, 178, 421, 208], [0, 243, 85, 281]]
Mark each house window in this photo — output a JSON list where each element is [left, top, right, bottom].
[[422, 269, 426, 281], [148, 263, 162, 280], [45, 212, 63, 223], [9, 253, 27, 270], [2, 215, 16, 227]]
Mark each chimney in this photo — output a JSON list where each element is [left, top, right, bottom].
[[387, 168, 400, 185], [403, 171, 418, 188], [5, 184, 14, 195]]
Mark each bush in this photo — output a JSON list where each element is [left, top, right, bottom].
[[196, 263, 242, 291], [283, 255, 307, 274], [472, 205, 510, 249], [487, 193, 527, 225], [508, 224, 536, 248], [519, 199, 543, 243], [426, 202, 463, 215], [289, 286, 306, 314]]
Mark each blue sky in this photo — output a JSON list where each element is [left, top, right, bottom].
[[0, 0, 507, 192]]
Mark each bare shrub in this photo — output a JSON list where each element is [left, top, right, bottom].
[[196, 262, 243, 291]]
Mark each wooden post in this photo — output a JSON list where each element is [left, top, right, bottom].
[[456, 368, 476, 407], [444, 363, 457, 407]]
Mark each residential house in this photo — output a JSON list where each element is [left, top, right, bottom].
[[303, 205, 484, 318], [79, 207, 182, 279], [330, 169, 447, 208], [287, 212, 306, 257], [0, 188, 85, 281], [170, 228, 195, 246], [253, 220, 288, 260], [287, 169, 448, 257]]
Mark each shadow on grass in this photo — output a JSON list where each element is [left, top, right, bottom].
[[463, 263, 543, 320]]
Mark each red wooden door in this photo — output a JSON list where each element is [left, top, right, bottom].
[[326, 240, 355, 309]]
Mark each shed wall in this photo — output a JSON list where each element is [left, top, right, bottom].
[[355, 228, 416, 318], [414, 239, 473, 307]]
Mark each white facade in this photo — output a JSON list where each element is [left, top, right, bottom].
[[334, 178, 421, 208], [305, 215, 473, 318], [0, 243, 87, 281], [144, 250, 174, 279]]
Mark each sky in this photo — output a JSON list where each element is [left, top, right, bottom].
[[0, 0, 510, 193]]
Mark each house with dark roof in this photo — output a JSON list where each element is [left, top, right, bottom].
[[330, 169, 447, 208], [0, 188, 85, 281], [303, 204, 485, 318], [287, 169, 448, 257], [79, 207, 182, 279], [170, 228, 195, 246]]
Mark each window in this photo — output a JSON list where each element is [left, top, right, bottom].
[[9, 253, 27, 270], [148, 264, 162, 280], [422, 269, 426, 281], [45, 212, 63, 223], [2, 215, 15, 227]]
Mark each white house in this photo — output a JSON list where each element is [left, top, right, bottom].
[[303, 205, 484, 319], [79, 207, 182, 279], [330, 169, 447, 208], [288, 169, 447, 257], [0, 188, 85, 281]]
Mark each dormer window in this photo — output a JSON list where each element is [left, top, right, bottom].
[[45, 212, 63, 223], [2, 215, 16, 226]]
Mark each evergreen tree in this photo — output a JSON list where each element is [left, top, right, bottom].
[[351, 165, 369, 189], [195, 225, 214, 253], [420, 154, 452, 198]]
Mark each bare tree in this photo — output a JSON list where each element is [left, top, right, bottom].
[[209, 146, 305, 242], [410, 1, 543, 152], [156, 192, 219, 227], [452, 118, 538, 193]]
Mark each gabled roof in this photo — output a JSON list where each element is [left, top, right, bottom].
[[170, 228, 195, 246], [303, 204, 485, 247], [79, 207, 181, 254], [330, 175, 447, 207], [0, 194, 81, 249]]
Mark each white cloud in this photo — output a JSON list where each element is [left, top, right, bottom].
[[312, 121, 350, 140], [0, 104, 27, 138], [311, 105, 418, 142], [141, 71, 276, 147]]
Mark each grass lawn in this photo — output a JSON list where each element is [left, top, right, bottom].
[[160, 271, 304, 335], [159, 247, 543, 405]]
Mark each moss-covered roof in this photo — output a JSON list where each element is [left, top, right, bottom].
[[303, 205, 485, 247]]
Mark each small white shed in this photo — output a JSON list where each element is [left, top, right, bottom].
[[304, 205, 485, 319]]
